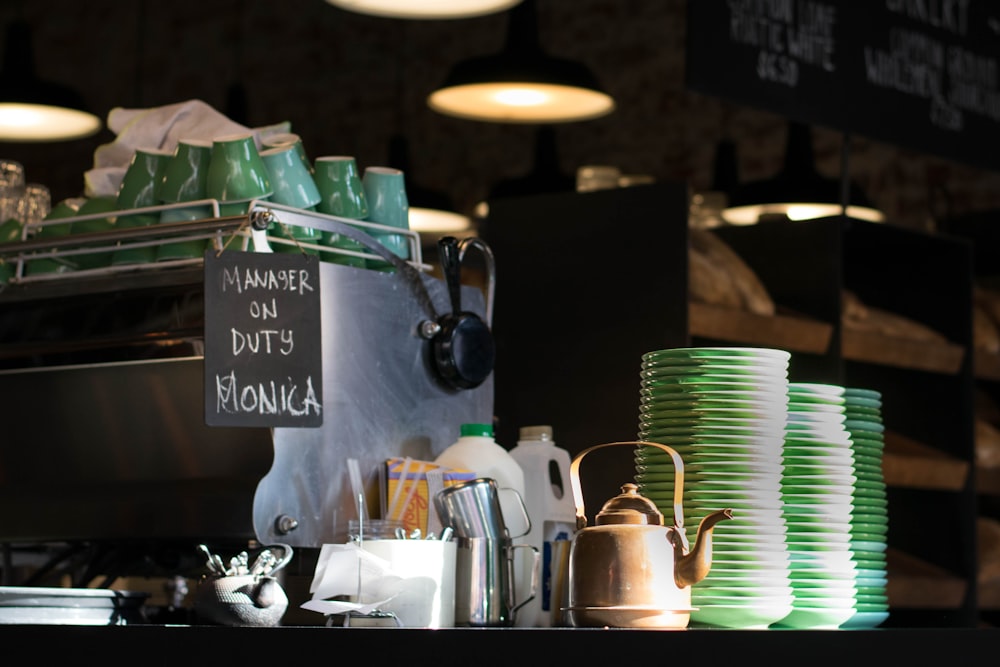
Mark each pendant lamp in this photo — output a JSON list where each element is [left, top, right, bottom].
[[427, 0, 615, 123], [475, 125, 573, 218], [722, 121, 884, 225], [325, 0, 522, 20], [487, 126, 574, 198], [388, 134, 474, 236], [0, 19, 102, 142]]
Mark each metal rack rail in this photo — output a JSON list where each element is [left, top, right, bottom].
[[0, 199, 429, 290]]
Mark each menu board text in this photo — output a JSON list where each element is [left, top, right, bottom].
[[686, 0, 1000, 170]]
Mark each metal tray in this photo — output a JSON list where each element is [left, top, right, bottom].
[[0, 586, 148, 625]]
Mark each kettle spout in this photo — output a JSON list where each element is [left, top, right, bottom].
[[674, 508, 734, 589]]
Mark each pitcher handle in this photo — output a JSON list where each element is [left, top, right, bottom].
[[508, 543, 540, 622], [569, 441, 685, 534], [499, 486, 532, 539]]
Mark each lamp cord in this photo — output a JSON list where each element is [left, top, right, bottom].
[[839, 132, 851, 216]]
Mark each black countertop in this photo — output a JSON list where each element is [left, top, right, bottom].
[[1, 625, 994, 666]]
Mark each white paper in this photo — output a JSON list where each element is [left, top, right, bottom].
[[301, 543, 403, 618]]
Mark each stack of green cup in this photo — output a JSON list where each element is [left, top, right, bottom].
[[314, 156, 369, 268]]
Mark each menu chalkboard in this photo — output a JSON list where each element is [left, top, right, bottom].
[[686, 0, 1000, 171], [203, 250, 323, 428]]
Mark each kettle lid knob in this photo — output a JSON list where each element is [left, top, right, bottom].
[[595, 483, 664, 526]]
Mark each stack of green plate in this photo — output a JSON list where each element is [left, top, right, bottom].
[[636, 347, 793, 629], [839, 387, 890, 629], [772, 383, 859, 629]]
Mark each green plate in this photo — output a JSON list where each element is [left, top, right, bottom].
[[840, 610, 889, 628], [642, 347, 791, 361], [851, 442, 883, 454], [851, 559, 887, 572], [639, 412, 787, 426], [639, 424, 785, 438], [770, 606, 855, 629], [850, 512, 889, 526], [783, 467, 856, 482], [784, 433, 853, 446], [850, 496, 889, 509], [639, 401, 787, 420], [843, 405, 882, 418], [639, 376, 787, 390], [636, 460, 780, 474], [640, 395, 784, 410], [784, 520, 852, 534], [851, 541, 888, 555], [640, 366, 788, 382], [788, 382, 845, 395], [843, 387, 882, 400], [844, 418, 885, 433]]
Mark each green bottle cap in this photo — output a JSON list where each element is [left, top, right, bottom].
[[460, 423, 493, 438]]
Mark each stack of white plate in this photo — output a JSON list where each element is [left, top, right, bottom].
[[840, 387, 890, 629], [635, 347, 794, 629], [772, 382, 859, 629]]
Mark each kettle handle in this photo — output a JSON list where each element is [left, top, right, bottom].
[[569, 441, 685, 533]]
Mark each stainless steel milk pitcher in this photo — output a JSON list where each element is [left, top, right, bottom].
[[435, 478, 539, 626]]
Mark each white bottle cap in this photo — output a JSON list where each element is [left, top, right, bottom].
[[519, 425, 552, 441]]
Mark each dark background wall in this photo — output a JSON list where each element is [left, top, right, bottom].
[[1, 0, 999, 231]]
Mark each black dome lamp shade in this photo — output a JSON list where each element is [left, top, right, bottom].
[[0, 19, 102, 143], [722, 121, 884, 225], [427, 0, 615, 123]]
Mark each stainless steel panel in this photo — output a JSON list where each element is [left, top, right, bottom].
[[252, 259, 493, 547], [0, 356, 273, 542]]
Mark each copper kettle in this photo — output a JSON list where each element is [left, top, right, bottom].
[[565, 441, 733, 629]]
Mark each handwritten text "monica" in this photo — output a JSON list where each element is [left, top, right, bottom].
[[214, 372, 322, 417], [222, 266, 315, 295]]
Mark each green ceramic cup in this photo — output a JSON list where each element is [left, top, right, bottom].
[[72, 195, 118, 269], [313, 155, 369, 267], [362, 165, 410, 270], [0, 216, 23, 284], [157, 138, 214, 261], [262, 132, 312, 174], [260, 144, 322, 255], [113, 146, 173, 265], [24, 198, 79, 275], [206, 133, 273, 204]]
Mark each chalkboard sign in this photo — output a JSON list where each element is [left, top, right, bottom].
[[203, 250, 323, 428], [686, 0, 1000, 171]]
